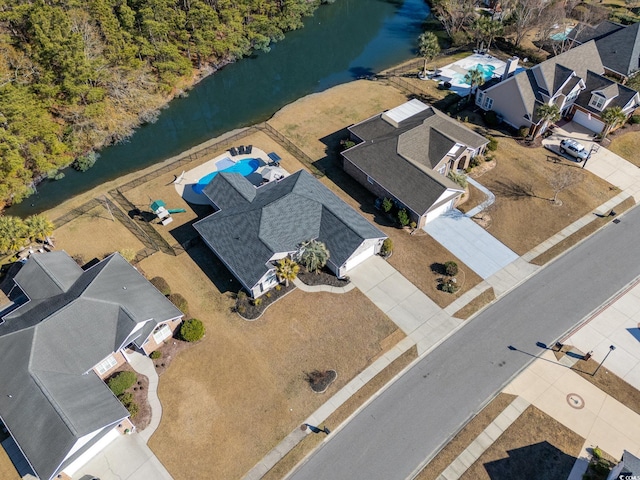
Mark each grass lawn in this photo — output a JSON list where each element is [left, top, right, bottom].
[[415, 393, 516, 480], [608, 130, 640, 167], [461, 406, 584, 480], [470, 136, 618, 255]]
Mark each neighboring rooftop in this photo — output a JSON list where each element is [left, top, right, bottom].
[[0, 252, 182, 480]]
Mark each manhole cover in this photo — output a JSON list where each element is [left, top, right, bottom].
[[566, 393, 585, 409]]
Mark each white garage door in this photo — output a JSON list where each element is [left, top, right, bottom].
[[573, 110, 604, 133], [425, 200, 454, 224], [344, 244, 376, 272]]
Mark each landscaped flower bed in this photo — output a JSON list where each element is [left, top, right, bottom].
[[235, 282, 296, 320], [297, 265, 350, 288]]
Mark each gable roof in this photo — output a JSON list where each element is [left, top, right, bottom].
[[0, 252, 182, 480], [567, 20, 624, 44], [194, 170, 385, 290], [622, 450, 640, 475], [343, 100, 484, 214], [575, 70, 639, 113], [595, 22, 640, 76]]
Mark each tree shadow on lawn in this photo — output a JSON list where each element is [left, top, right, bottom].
[[483, 441, 577, 480]]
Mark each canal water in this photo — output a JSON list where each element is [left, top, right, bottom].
[[12, 0, 430, 216]]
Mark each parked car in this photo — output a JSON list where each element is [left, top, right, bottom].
[[559, 139, 589, 161]]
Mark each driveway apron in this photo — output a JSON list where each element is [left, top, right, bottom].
[[424, 209, 518, 279]]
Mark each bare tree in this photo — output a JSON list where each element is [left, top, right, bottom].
[[432, 0, 475, 39], [549, 166, 584, 204], [536, 1, 566, 52], [509, 0, 545, 48]]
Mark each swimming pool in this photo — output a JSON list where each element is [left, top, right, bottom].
[[453, 64, 496, 84], [192, 158, 261, 194], [550, 27, 572, 41]]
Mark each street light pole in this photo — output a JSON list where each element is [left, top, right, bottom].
[[593, 345, 616, 376]]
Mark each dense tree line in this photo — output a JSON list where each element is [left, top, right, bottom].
[[0, 0, 332, 206]]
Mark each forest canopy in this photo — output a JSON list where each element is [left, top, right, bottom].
[[0, 0, 330, 206]]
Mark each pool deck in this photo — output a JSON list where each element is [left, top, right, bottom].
[[435, 53, 507, 97], [174, 146, 277, 205]]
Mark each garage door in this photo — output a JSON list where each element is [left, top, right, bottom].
[[425, 200, 454, 224], [573, 110, 604, 133], [344, 244, 376, 272]]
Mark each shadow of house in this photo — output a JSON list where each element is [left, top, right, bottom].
[[483, 441, 577, 480], [627, 327, 640, 343]]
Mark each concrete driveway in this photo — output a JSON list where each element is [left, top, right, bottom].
[[424, 209, 518, 279], [72, 433, 173, 480], [543, 121, 640, 202]]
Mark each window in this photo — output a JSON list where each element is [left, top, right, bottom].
[[589, 94, 606, 110], [153, 324, 171, 344], [367, 175, 374, 184], [96, 355, 117, 375], [484, 97, 493, 110], [438, 165, 447, 175]]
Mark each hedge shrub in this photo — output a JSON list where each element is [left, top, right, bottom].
[[150, 277, 171, 296], [150, 350, 162, 360], [487, 136, 498, 151], [180, 318, 205, 342], [444, 261, 459, 276], [168, 293, 189, 314], [380, 238, 393, 256], [397, 209, 410, 227], [108, 371, 137, 396]]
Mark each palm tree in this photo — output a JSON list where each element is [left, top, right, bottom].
[[275, 257, 299, 287], [533, 103, 561, 138], [417, 31, 440, 78], [0, 216, 27, 254], [463, 67, 485, 103], [24, 214, 54, 243], [601, 106, 627, 139], [296, 240, 330, 274]]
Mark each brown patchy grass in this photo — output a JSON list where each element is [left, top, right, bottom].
[[475, 137, 618, 255], [457, 183, 487, 215], [531, 196, 636, 265], [453, 287, 496, 320], [415, 393, 516, 480], [263, 346, 418, 480], [461, 406, 584, 480], [141, 249, 400, 480], [386, 230, 484, 308], [608, 130, 640, 167], [54, 205, 147, 262]]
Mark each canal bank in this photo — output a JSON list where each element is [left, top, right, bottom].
[[11, 0, 430, 217]]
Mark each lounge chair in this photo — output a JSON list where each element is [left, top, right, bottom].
[[238, 145, 245, 155], [230, 147, 238, 156], [246, 145, 253, 154]]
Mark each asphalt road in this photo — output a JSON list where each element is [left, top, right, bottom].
[[288, 205, 640, 480]]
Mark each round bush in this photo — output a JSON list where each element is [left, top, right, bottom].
[[518, 126, 529, 138], [180, 318, 205, 342], [150, 277, 171, 296], [444, 261, 459, 276], [380, 238, 393, 256], [631, 115, 640, 124], [149, 350, 162, 360], [108, 371, 137, 396], [168, 293, 189, 314]]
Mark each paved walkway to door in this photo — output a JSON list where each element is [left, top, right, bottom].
[[424, 209, 519, 279]]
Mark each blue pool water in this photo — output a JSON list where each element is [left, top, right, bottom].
[[453, 64, 496, 84], [192, 158, 261, 194], [550, 27, 572, 41]]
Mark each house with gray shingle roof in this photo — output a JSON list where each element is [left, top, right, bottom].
[[0, 251, 183, 480], [568, 21, 640, 81], [607, 450, 640, 480], [194, 169, 386, 298], [476, 41, 640, 135], [341, 99, 488, 228]]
